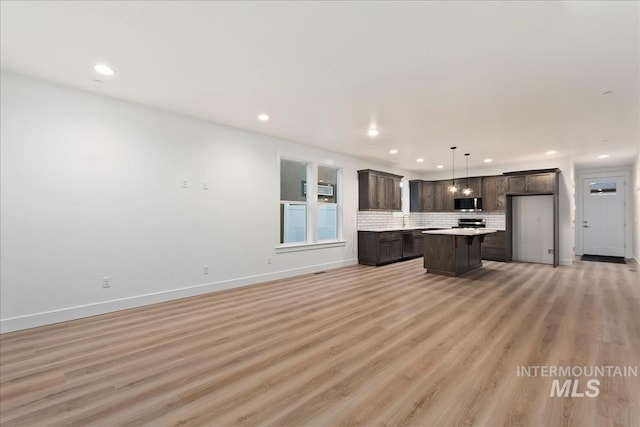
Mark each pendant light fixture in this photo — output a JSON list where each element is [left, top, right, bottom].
[[462, 153, 473, 196], [448, 146, 458, 193]]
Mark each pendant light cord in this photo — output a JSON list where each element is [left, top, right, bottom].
[[450, 146, 456, 191], [463, 153, 472, 195], [466, 153, 469, 189]]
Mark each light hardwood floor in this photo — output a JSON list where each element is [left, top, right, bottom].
[[1, 259, 638, 426]]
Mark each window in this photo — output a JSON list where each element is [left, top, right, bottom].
[[317, 166, 338, 241], [279, 159, 342, 246], [280, 159, 308, 244], [590, 182, 617, 195]]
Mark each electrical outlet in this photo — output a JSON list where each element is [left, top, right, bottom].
[[267, 257, 272, 264], [202, 182, 209, 190], [102, 277, 111, 288], [548, 249, 554, 254], [182, 180, 188, 188], [203, 265, 209, 275]]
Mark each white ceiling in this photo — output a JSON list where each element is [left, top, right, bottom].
[[1, 1, 638, 171]]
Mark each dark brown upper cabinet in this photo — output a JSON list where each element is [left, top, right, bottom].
[[433, 180, 455, 211], [457, 177, 482, 198], [358, 169, 403, 211], [409, 180, 435, 212], [506, 171, 556, 195], [482, 175, 507, 211]]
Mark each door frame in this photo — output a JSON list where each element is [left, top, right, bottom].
[[575, 168, 631, 258]]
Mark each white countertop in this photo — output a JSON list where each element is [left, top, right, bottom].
[[358, 226, 445, 232], [422, 228, 498, 236]]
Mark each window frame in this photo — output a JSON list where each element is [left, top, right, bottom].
[[277, 157, 345, 251]]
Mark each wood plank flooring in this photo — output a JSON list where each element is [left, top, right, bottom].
[[1, 259, 638, 426]]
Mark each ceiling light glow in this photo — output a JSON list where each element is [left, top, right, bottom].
[[389, 149, 398, 154], [94, 64, 115, 76], [416, 158, 424, 163], [546, 150, 557, 155], [484, 158, 493, 163], [598, 154, 610, 159], [367, 129, 379, 137], [436, 164, 444, 169], [257, 113, 269, 121]]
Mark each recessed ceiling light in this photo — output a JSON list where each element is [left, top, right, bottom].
[[94, 64, 115, 76], [416, 158, 424, 163], [484, 158, 493, 163], [546, 150, 557, 155], [436, 164, 444, 169], [598, 154, 610, 159], [257, 113, 269, 121], [367, 129, 379, 137], [389, 149, 398, 154]]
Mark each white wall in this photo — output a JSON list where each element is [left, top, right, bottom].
[[0, 71, 415, 332], [421, 158, 576, 266], [634, 155, 640, 262]]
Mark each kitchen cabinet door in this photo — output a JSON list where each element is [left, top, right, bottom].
[[359, 231, 403, 265], [526, 173, 555, 194], [482, 176, 506, 211], [459, 177, 482, 197], [381, 239, 403, 263], [375, 175, 388, 209], [410, 181, 435, 212], [506, 172, 556, 195], [389, 177, 402, 210], [482, 230, 506, 261], [434, 180, 455, 211], [358, 170, 403, 211], [409, 181, 422, 212], [422, 181, 435, 211], [507, 176, 526, 194]]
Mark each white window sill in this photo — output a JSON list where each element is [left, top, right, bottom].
[[276, 240, 347, 253]]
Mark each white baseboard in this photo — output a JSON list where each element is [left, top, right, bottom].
[[560, 258, 573, 266], [513, 256, 554, 265], [1, 258, 358, 334]]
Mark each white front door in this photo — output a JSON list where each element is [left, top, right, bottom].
[[582, 176, 626, 257]]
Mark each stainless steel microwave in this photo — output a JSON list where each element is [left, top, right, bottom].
[[454, 197, 483, 211]]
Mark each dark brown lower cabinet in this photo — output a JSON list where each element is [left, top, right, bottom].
[[358, 231, 403, 265], [402, 230, 424, 259], [481, 230, 506, 261]]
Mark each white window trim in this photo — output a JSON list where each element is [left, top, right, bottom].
[[276, 240, 347, 253]]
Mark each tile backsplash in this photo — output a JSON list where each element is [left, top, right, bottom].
[[357, 211, 506, 231]]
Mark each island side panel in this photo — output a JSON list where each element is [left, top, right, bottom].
[[454, 235, 470, 275], [423, 234, 456, 276], [462, 235, 483, 273]]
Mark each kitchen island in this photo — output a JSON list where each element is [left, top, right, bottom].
[[422, 228, 497, 276]]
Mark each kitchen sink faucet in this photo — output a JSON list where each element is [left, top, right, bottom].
[[402, 214, 410, 228]]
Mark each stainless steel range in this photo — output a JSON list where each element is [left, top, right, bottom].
[[453, 218, 486, 229]]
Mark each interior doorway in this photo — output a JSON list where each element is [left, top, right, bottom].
[[512, 195, 554, 264]]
